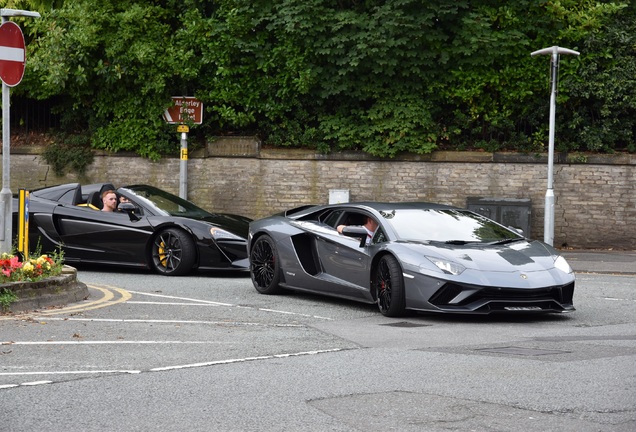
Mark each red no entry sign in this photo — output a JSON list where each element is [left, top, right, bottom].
[[0, 21, 26, 87]]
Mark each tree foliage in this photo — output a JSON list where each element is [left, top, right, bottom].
[[8, 0, 635, 158]]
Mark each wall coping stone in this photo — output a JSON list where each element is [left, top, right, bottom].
[[7, 140, 635, 165]]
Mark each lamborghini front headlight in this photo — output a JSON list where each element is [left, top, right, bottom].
[[425, 257, 466, 276], [554, 255, 573, 274]]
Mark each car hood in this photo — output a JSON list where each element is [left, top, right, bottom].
[[200, 213, 251, 228], [152, 213, 250, 238], [398, 240, 558, 272]]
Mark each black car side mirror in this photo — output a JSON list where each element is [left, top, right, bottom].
[[341, 226, 368, 247], [118, 202, 140, 221]]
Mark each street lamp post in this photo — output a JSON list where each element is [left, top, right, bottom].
[[0, 8, 40, 254], [531, 46, 580, 246]]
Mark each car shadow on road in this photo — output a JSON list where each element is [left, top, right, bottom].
[[271, 289, 574, 324], [411, 311, 575, 325]]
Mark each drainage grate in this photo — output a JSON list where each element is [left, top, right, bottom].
[[476, 346, 571, 356], [380, 321, 431, 328]]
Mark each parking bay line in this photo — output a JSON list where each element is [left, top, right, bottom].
[[0, 348, 346, 384], [3, 340, 244, 346], [127, 290, 334, 320], [149, 348, 345, 372], [37, 317, 303, 327]]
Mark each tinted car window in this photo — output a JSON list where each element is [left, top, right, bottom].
[[320, 209, 345, 227]]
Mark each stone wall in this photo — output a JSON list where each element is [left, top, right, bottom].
[[4, 137, 635, 249]]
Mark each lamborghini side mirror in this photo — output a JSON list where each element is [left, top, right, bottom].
[[341, 226, 368, 247]]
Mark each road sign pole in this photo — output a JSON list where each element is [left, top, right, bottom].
[[0, 9, 40, 254], [179, 131, 188, 199], [164, 98, 202, 200], [0, 79, 10, 252]]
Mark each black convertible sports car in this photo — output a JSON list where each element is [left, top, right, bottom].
[[248, 202, 575, 316], [13, 182, 251, 276]]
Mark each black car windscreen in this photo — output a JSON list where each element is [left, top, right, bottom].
[[122, 185, 212, 218]]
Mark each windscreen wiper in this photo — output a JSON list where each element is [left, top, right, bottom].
[[489, 237, 524, 245], [444, 240, 480, 245]]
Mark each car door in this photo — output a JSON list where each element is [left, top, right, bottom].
[[51, 205, 152, 265], [313, 210, 378, 301], [314, 234, 373, 298]]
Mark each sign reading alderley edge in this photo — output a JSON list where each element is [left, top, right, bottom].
[[0, 21, 26, 87], [163, 97, 203, 125]]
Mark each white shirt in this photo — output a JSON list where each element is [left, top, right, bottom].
[[364, 226, 375, 245]]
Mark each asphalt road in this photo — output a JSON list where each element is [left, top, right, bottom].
[[1, 263, 634, 432]]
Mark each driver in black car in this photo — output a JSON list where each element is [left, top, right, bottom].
[[101, 190, 118, 212]]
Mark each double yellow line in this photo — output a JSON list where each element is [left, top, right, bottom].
[[1, 284, 131, 319]]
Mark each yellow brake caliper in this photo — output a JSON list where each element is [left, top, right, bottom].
[[158, 241, 167, 267]]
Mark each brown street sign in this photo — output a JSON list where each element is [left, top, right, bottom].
[[163, 96, 203, 124]]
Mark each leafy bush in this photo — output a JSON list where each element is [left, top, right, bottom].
[[15, 0, 635, 157], [42, 133, 94, 176], [0, 288, 17, 311]]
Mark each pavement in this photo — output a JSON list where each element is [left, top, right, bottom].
[[561, 249, 636, 275]]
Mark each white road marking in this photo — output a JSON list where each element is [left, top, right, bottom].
[[150, 348, 345, 372], [38, 317, 303, 327], [602, 297, 635, 302], [1, 370, 140, 377], [3, 341, 221, 345], [0, 290, 341, 389], [0, 348, 345, 385], [127, 290, 333, 320], [0, 380, 52, 389], [127, 290, 233, 306], [126, 301, 219, 306], [258, 308, 333, 320]]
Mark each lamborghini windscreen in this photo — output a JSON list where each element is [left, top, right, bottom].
[[385, 209, 522, 243]]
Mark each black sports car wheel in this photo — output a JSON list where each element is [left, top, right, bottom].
[[250, 235, 281, 294], [375, 254, 406, 317], [151, 228, 196, 276]]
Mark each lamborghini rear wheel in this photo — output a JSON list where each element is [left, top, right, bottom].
[[250, 235, 281, 294], [375, 254, 406, 317], [151, 228, 196, 276]]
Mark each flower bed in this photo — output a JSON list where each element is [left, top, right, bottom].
[[0, 253, 62, 283], [0, 252, 88, 313]]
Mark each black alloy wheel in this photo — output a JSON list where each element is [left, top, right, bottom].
[[151, 228, 196, 276], [250, 235, 281, 294], [375, 254, 406, 317]]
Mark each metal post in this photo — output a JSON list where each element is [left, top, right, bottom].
[[179, 131, 188, 199], [0, 79, 10, 253], [531, 46, 580, 246], [543, 50, 558, 247], [0, 9, 40, 254]]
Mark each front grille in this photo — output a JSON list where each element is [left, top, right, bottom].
[[430, 282, 575, 307], [429, 283, 464, 305], [559, 282, 575, 304]]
